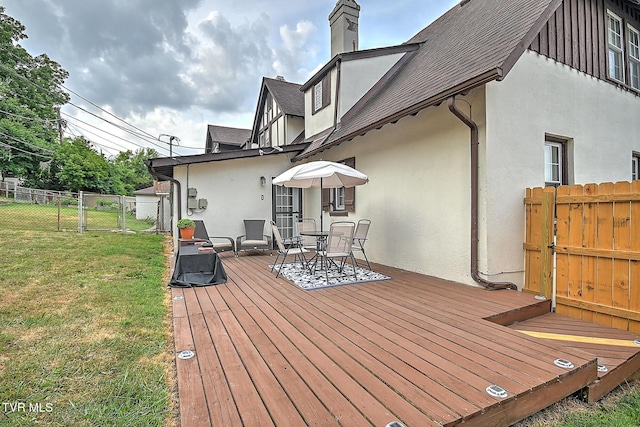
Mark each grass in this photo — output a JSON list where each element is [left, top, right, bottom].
[[0, 228, 174, 426], [0, 201, 153, 232], [515, 378, 640, 426]]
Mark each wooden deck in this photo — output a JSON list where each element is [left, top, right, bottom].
[[170, 253, 640, 427]]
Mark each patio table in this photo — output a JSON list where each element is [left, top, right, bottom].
[[169, 245, 227, 287], [300, 230, 330, 271]]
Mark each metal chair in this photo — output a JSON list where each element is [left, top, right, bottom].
[[352, 219, 371, 269], [316, 221, 357, 283], [270, 221, 309, 277], [192, 220, 235, 254], [296, 218, 317, 251], [235, 219, 271, 256]]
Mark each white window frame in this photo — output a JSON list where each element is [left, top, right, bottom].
[[313, 81, 323, 112], [545, 141, 564, 187], [331, 187, 345, 211], [628, 25, 640, 90], [633, 153, 640, 181], [608, 11, 625, 82]]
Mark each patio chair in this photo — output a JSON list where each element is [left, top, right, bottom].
[[270, 221, 309, 278], [296, 218, 318, 251], [352, 219, 371, 270], [192, 220, 235, 254], [235, 219, 272, 256], [316, 221, 357, 283]]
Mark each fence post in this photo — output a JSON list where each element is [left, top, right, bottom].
[[540, 187, 556, 298], [121, 195, 126, 233], [78, 191, 83, 234]]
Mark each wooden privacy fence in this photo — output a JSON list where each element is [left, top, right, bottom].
[[524, 181, 640, 333]]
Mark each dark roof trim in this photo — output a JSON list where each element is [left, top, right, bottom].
[[148, 142, 309, 171], [294, 69, 502, 160], [299, 43, 422, 91], [500, 0, 563, 77]]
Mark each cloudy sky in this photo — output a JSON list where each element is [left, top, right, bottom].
[[4, 0, 458, 157]]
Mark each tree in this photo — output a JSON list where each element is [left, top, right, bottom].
[[113, 148, 160, 193], [0, 6, 69, 184], [49, 137, 111, 193]]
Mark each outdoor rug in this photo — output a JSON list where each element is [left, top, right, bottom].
[[271, 262, 391, 290]]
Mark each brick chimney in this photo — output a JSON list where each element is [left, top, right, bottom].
[[328, 0, 360, 58]]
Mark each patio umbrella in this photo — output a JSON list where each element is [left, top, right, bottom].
[[272, 160, 369, 233]]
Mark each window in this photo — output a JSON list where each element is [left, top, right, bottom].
[[633, 153, 640, 181], [313, 81, 323, 112], [331, 187, 345, 211], [608, 12, 624, 82], [312, 74, 331, 113], [322, 157, 356, 215], [629, 26, 640, 90], [544, 137, 568, 187]]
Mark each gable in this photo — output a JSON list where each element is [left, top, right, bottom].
[[296, 0, 562, 160], [529, 0, 640, 89]]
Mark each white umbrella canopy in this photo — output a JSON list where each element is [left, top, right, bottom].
[[272, 160, 368, 188], [272, 161, 369, 233]]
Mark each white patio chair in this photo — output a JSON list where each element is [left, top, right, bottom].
[[270, 221, 309, 278], [316, 221, 357, 283], [296, 218, 317, 251], [352, 219, 371, 270]]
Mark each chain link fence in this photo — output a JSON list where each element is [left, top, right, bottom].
[[0, 182, 168, 233]]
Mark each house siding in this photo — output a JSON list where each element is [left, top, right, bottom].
[[484, 49, 640, 288], [305, 104, 477, 286], [305, 69, 337, 138], [172, 155, 294, 244], [530, 0, 640, 87], [339, 53, 405, 121]]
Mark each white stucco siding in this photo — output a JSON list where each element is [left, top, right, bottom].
[[286, 116, 304, 144], [307, 104, 475, 285], [172, 155, 294, 245], [339, 53, 405, 119], [484, 49, 640, 288], [305, 69, 337, 137]]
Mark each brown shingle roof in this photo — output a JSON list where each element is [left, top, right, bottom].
[[264, 77, 304, 117], [206, 125, 251, 148], [296, 0, 561, 159]]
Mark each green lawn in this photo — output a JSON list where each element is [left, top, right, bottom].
[[0, 228, 174, 426], [0, 201, 153, 233]]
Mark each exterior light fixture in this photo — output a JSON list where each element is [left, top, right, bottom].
[[260, 176, 267, 186]]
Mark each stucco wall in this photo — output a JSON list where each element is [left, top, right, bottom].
[[483, 49, 640, 287], [172, 154, 295, 245], [305, 69, 337, 137], [306, 104, 476, 286], [339, 53, 404, 118]]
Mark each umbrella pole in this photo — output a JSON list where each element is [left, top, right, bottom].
[[320, 177, 323, 234]]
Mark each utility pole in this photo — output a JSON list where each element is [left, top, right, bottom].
[[56, 107, 65, 144], [159, 134, 180, 157]]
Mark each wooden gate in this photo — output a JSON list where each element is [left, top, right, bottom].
[[524, 182, 640, 333]]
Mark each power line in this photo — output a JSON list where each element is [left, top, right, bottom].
[[0, 139, 53, 159], [60, 83, 158, 140], [0, 48, 173, 153], [0, 129, 55, 154]]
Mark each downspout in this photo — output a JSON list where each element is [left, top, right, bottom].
[[447, 96, 517, 291], [334, 58, 342, 128], [145, 161, 182, 221]]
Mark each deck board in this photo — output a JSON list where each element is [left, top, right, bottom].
[[171, 253, 640, 426]]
